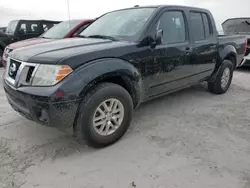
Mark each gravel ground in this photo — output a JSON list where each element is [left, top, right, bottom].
[[0, 68, 250, 188]]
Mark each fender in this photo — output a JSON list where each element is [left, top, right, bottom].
[[209, 45, 236, 82], [75, 58, 144, 107], [219, 44, 236, 62]]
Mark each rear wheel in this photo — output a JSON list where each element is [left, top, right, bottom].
[[0, 49, 3, 67], [208, 59, 233, 94], [74, 82, 133, 147]]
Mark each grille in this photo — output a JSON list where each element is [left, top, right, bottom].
[[5, 58, 38, 87], [8, 59, 21, 80]]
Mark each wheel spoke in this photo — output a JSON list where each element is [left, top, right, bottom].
[[111, 100, 118, 111], [97, 107, 105, 116], [111, 117, 119, 126], [113, 106, 122, 114], [104, 122, 111, 135], [100, 123, 106, 132], [109, 121, 115, 129], [102, 102, 109, 112], [109, 99, 115, 111], [94, 114, 105, 122], [114, 113, 122, 119], [94, 119, 106, 127]]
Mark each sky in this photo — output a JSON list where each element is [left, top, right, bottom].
[[0, 0, 249, 31]]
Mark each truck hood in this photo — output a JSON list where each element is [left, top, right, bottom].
[[222, 18, 250, 35], [8, 37, 57, 50], [11, 38, 134, 68]]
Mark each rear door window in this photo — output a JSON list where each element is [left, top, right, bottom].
[[190, 12, 205, 41], [202, 13, 213, 38], [190, 12, 214, 41]]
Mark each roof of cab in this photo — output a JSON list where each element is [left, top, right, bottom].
[[110, 5, 210, 13], [10, 19, 61, 23]]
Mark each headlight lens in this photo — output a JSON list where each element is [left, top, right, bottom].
[[32, 64, 72, 86]]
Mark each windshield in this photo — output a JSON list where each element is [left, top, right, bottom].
[[6, 21, 18, 35], [80, 8, 156, 41], [41, 20, 82, 39]]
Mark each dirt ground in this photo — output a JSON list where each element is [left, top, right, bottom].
[[0, 68, 250, 188]]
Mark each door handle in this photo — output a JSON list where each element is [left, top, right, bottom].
[[209, 45, 217, 50], [185, 47, 192, 55]]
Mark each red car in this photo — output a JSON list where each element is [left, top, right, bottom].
[[2, 19, 94, 67]]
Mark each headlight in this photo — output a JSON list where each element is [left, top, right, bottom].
[[32, 64, 72, 86]]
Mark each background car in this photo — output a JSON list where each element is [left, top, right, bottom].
[[222, 17, 250, 66], [0, 19, 61, 66], [1, 19, 94, 67]]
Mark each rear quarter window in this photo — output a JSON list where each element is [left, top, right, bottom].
[[202, 13, 213, 37]]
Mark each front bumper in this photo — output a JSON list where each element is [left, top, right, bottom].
[[3, 80, 81, 128]]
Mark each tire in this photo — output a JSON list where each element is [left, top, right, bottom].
[[0, 49, 3, 67], [208, 59, 234, 94], [74, 82, 133, 148]]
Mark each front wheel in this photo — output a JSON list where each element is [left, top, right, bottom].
[[208, 59, 234, 94], [75, 82, 133, 148]]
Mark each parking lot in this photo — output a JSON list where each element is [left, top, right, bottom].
[[0, 67, 250, 188]]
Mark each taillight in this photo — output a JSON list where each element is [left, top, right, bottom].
[[244, 39, 248, 54]]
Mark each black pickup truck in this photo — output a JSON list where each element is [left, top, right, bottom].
[[3, 5, 246, 147], [0, 20, 60, 66]]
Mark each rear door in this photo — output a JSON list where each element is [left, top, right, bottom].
[[189, 11, 217, 80]]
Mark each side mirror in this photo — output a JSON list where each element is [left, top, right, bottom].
[[151, 29, 163, 48], [155, 29, 163, 45]]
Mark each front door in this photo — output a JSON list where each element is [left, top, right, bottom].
[[147, 10, 194, 98]]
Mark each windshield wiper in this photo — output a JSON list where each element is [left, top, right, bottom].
[[77, 35, 87, 38], [39, 36, 50, 39], [87, 35, 118, 41]]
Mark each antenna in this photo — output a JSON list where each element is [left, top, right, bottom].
[[67, 0, 71, 28]]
